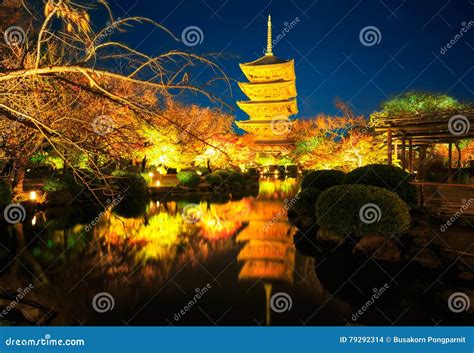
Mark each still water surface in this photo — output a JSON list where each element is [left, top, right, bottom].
[[0, 179, 461, 325]]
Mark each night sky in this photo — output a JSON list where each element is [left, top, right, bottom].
[[108, 0, 473, 123]]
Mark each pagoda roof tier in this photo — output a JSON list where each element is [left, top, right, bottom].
[[237, 99, 297, 119], [240, 58, 295, 83], [238, 80, 296, 101]]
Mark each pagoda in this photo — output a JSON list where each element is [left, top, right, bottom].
[[236, 15, 297, 156]]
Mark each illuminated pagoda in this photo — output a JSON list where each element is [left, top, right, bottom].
[[236, 15, 298, 156]]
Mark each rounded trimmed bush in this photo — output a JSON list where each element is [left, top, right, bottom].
[[205, 173, 223, 187], [226, 172, 245, 184], [246, 168, 259, 177], [316, 184, 410, 237], [301, 170, 346, 190], [112, 170, 147, 196], [345, 164, 417, 205], [288, 187, 321, 228], [177, 170, 200, 188], [214, 169, 230, 181], [0, 179, 12, 205]]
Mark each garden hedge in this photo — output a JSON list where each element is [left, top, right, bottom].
[[345, 164, 417, 205], [205, 173, 223, 187], [316, 184, 410, 237], [301, 170, 346, 190], [177, 170, 201, 188], [112, 170, 147, 196]]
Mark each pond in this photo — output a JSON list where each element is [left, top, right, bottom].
[[0, 178, 468, 326]]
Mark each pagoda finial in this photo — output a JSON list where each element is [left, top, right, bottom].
[[266, 14, 273, 55]]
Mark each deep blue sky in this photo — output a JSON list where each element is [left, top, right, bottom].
[[108, 0, 473, 122]]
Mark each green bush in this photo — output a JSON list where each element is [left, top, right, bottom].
[[214, 169, 230, 181], [177, 170, 201, 188], [112, 170, 147, 196], [0, 179, 12, 205], [43, 173, 82, 194], [316, 185, 410, 237], [345, 164, 417, 205], [205, 173, 223, 187], [226, 172, 245, 184], [246, 168, 259, 177], [288, 187, 321, 220], [301, 170, 346, 190]]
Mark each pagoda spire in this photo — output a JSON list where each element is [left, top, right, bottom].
[[266, 14, 273, 55]]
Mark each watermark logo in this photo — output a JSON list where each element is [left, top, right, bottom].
[[359, 203, 381, 224], [4, 26, 26, 46], [440, 21, 474, 55], [91, 115, 115, 136], [92, 292, 115, 313], [440, 198, 473, 232], [261, 17, 301, 54], [181, 26, 204, 47], [352, 284, 389, 321], [174, 283, 212, 322], [181, 203, 203, 224], [3, 203, 26, 224], [447, 292, 470, 313], [359, 26, 382, 47], [0, 283, 34, 319], [270, 292, 292, 313], [448, 115, 470, 136], [270, 115, 292, 136]]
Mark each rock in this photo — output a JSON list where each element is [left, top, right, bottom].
[[317, 228, 346, 247], [403, 247, 443, 269], [353, 235, 401, 262], [457, 271, 474, 288]]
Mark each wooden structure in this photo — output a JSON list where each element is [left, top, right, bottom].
[[374, 108, 474, 207]]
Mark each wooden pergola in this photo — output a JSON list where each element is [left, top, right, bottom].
[[374, 108, 474, 205]]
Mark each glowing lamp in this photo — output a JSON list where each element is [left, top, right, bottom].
[[155, 180, 161, 186], [29, 191, 37, 201]]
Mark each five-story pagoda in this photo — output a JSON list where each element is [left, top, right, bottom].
[[236, 15, 298, 156]]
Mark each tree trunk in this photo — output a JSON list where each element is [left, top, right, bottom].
[[12, 162, 25, 195]]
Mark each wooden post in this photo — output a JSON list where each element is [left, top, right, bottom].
[[408, 139, 413, 174], [418, 146, 426, 207], [401, 137, 406, 170], [387, 129, 392, 166], [448, 142, 452, 182]]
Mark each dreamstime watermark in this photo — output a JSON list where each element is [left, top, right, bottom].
[[440, 198, 474, 232], [359, 203, 381, 224], [181, 26, 204, 47], [84, 195, 124, 232], [87, 18, 121, 52], [270, 292, 292, 313], [173, 283, 212, 321], [4, 26, 26, 46], [261, 17, 300, 54], [91, 115, 115, 135], [448, 115, 470, 136], [3, 203, 26, 224], [440, 21, 474, 55], [359, 26, 382, 47], [5, 334, 85, 347], [447, 292, 470, 313], [263, 194, 300, 232], [0, 283, 34, 319], [181, 203, 203, 224], [352, 283, 389, 321], [270, 115, 292, 136], [92, 292, 115, 313]]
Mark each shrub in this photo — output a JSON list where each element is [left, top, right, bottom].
[[43, 173, 82, 194], [246, 168, 259, 177], [345, 164, 417, 205], [288, 187, 321, 221], [301, 170, 346, 190], [214, 169, 230, 181], [112, 170, 147, 196], [0, 179, 12, 205], [177, 170, 201, 188], [316, 185, 410, 238], [226, 172, 245, 184], [205, 173, 223, 187]]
